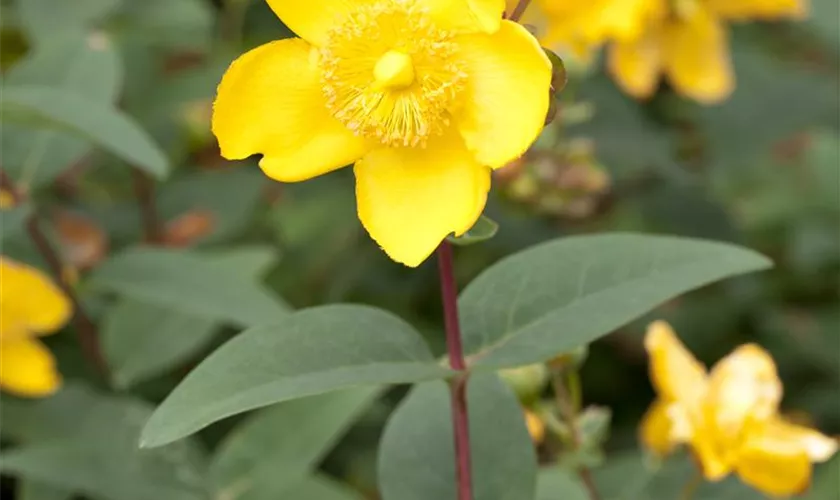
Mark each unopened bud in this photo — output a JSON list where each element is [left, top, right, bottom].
[[499, 363, 550, 403]]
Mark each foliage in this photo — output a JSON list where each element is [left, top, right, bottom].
[[0, 1, 837, 500]]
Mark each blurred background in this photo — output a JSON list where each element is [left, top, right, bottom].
[[0, 0, 837, 499]]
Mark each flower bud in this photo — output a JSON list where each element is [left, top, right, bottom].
[[499, 363, 550, 403]]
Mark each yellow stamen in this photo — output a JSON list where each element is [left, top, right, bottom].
[[374, 51, 415, 90]]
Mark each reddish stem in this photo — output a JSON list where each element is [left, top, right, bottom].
[[509, 0, 533, 22], [437, 241, 473, 500], [131, 169, 163, 244], [0, 169, 108, 379]]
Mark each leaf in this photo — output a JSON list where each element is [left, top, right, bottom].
[[157, 169, 267, 246], [699, 35, 839, 168], [211, 387, 381, 500], [377, 374, 537, 500], [102, 300, 218, 388], [114, 0, 214, 52], [277, 475, 365, 500], [458, 234, 772, 369], [536, 468, 589, 500], [140, 305, 451, 448], [1, 34, 124, 187], [0, 85, 168, 179], [88, 247, 288, 328], [17, 0, 122, 42], [593, 452, 766, 500], [100, 247, 283, 387], [0, 384, 208, 500], [448, 215, 499, 246], [18, 481, 72, 500], [1, 205, 31, 243]]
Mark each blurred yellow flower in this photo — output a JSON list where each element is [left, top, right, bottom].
[[524, 408, 546, 443], [640, 321, 837, 497], [212, 0, 551, 266], [0, 257, 70, 397], [607, 0, 807, 102], [509, 0, 660, 59]]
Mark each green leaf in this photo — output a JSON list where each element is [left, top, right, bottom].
[[114, 0, 214, 52], [156, 169, 267, 246], [0, 85, 168, 179], [593, 452, 766, 500], [100, 247, 283, 387], [140, 305, 451, 448], [0, 384, 208, 500], [447, 215, 499, 246], [378, 374, 537, 500], [18, 481, 72, 500], [17, 0, 122, 42], [211, 387, 381, 500], [102, 300, 217, 388], [1, 205, 31, 243], [699, 36, 839, 168], [1, 34, 123, 187], [276, 475, 365, 500], [459, 234, 772, 369], [536, 468, 589, 500], [88, 247, 288, 328]]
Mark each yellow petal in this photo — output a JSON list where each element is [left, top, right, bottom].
[[661, 7, 734, 104], [0, 257, 71, 341], [453, 20, 551, 168], [211, 39, 368, 183], [761, 418, 838, 463], [705, 344, 782, 442], [354, 132, 491, 267], [425, 0, 506, 34], [265, 0, 375, 46], [644, 321, 708, 404], [524, 409, 546, 444], [640, 399, 681, 456], [0, 338, 61, 397], [706, 0, 808, 20], [608, 32, 662, 99], [735, 418, 817, 497]]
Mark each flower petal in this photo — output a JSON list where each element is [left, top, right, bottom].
[[640, 399, 680, 456], [644, 321, 708, 405], [354, 132, 491, 267], [0, 257, 71, 341], [265, 0, 375, 46], [735, 419, 817, 497], [425, 0, 506, 34], [212, 38, 368, 183], [661, 7, 734, 104], [608, 31, 662, 99], [453, 20, 551, 168], [0, 338, 61, 397], [706, 344, 782, 441], [706, 0, 807, 20]]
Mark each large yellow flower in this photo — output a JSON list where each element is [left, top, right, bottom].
[[212, 0, 551, 266], [0, 257, 70, 397], [640, 321, 837, 497], [608, 0, 808, 103]]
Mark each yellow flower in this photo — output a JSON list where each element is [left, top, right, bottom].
[[524, 408, 546, 443], [212, 0, 551, 266], [0, 257, 70, 397], [511, 0, 661, 59], [640, 321, 838, 497], [607, 0, 807, 103]]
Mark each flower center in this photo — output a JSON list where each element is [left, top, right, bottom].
[[319, 0, 465, 147], [373, 51, 416, 90]]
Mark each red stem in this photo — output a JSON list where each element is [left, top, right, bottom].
[[509, 0, 533, 22], [437, 241, 473, 500], [0, 169, 109, 378]]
